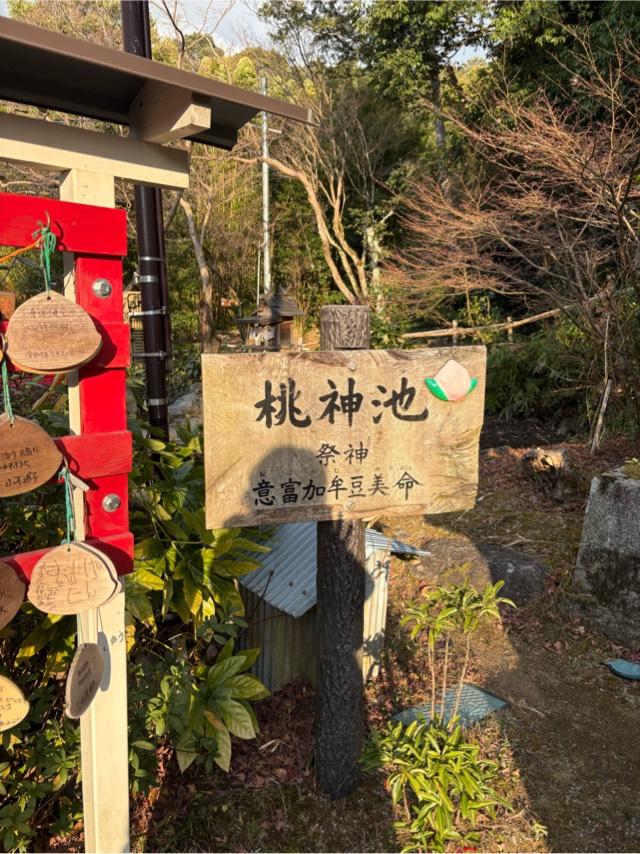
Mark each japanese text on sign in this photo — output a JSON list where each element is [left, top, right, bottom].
[[203, 347, 486, 528]]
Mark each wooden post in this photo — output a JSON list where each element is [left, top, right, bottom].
[[60, 170, 130, 854], [315, 304, 369, 798]]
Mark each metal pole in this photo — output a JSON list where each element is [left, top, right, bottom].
[[257, 249, 261, 307], [121, 0, 170, 436], [261, 76, 271, 295]]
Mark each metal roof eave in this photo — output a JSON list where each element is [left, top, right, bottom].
[[0, 17, 314, 151]]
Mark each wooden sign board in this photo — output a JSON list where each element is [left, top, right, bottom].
[[0, 559, 25, 629], [65, 642, 104, 719], [0, 414, 62, 497], [6, 291, 102, 374], [0, 675, 29, 731], [202, 347, 486, 528], [28, 542, 119, 615]]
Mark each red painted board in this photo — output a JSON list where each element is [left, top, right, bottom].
[[84, 473, 130, 539], [78, 370, 127, 433], [1, 320, 129, 372], [74, 257, 124, 321], [90, 321, 131, 369], [56, 431, 132, 479], [3, 531, 135, 581], [0, 192, 127, 256]]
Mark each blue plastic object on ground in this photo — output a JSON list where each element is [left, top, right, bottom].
[[393, 684, 507, 728], [606, 659, 640, 680]]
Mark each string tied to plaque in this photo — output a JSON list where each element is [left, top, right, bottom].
[[60, 462, 76, 548], [1, 357, 14, 426], [32, 214, 57, 296], [6, 214, 102, 374]]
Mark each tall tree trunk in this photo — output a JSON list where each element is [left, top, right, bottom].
[[364, 221, 385, 315], [315, 305, 370, 799], [431, 69, 445, 151], [180, 197, 217, 353]]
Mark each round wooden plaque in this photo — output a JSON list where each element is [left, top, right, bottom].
[[28, 542, 119, 615], [0, 675, 29, 732], [65, 642, 104, 719], [6, 291, 102, 374], [0, 559, 25, 630], [0, 414, 63, 497], [76, 542, 122, 600]]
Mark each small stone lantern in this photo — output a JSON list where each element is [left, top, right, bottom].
[[265, 289, 305, 350], [236, 298, 282, 351], [236, 289, 305, 351]]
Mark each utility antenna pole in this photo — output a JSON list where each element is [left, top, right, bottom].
[[261, 76, 271, 295]]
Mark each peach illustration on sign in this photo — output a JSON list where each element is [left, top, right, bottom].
[[425, 359, 478, 402]]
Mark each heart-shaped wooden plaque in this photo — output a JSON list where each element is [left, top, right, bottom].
[[0, 675, 29, 732], [0, 559, 25, 630], [6, 291, 102, 374], [65, 642, 104, 718], [28, 542, 119, 615], [0, 414, 62, 497]]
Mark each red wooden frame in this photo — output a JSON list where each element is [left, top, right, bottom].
[[0, 191, 133, 581]]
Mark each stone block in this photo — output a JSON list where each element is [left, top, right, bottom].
[[573, 465, 640, 645], [417, 537, 549, 606]]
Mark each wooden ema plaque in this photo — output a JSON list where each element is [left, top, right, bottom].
[[0, 559, 25, 629], [0, 414, 62, 497], [202, 347, 486, 528], [28, 542, 119, 615], [0, 675, 29, 732], [6, 291, 102, 374], [0, 291, 15, 321], [65, 643, 104, 719]]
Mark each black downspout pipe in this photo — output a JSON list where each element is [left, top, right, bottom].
[[121, 0, 170, 436]]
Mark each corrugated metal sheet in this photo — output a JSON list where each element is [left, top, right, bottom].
[[241, 522, 317, 619], [366, 529, 432, 557], [242, 590, 316, 692], [240, 523, 430, 619], [363, 546, 391, 682]]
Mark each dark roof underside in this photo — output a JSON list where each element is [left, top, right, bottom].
[[0, 17, 312, 150]]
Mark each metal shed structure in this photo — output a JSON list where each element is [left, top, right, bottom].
[[240, 524, 430, 691]]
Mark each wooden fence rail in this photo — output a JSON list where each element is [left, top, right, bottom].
[[401, 305, 564, 341]]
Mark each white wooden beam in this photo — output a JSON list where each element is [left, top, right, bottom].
[[129, 80, 212, 144], [0, 112, 189, 189], [60, 169, 130, 854]]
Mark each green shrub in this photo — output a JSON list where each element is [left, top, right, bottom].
[[485, 324, 586, 424], [363, 581, 514, 852], [0, 416, 270, 851], [363, 718, 509, 853]]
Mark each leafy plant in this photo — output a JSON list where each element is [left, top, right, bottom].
[[144, 638, 268, 774], [364, 580, 514, 852], [0, 416, 271, 850], [401, 579, 514, 725], [127, 420, 270, 634], [362, 718, 510, 853]]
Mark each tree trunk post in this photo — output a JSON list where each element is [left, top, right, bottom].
[[315, 304, 370, 798]]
